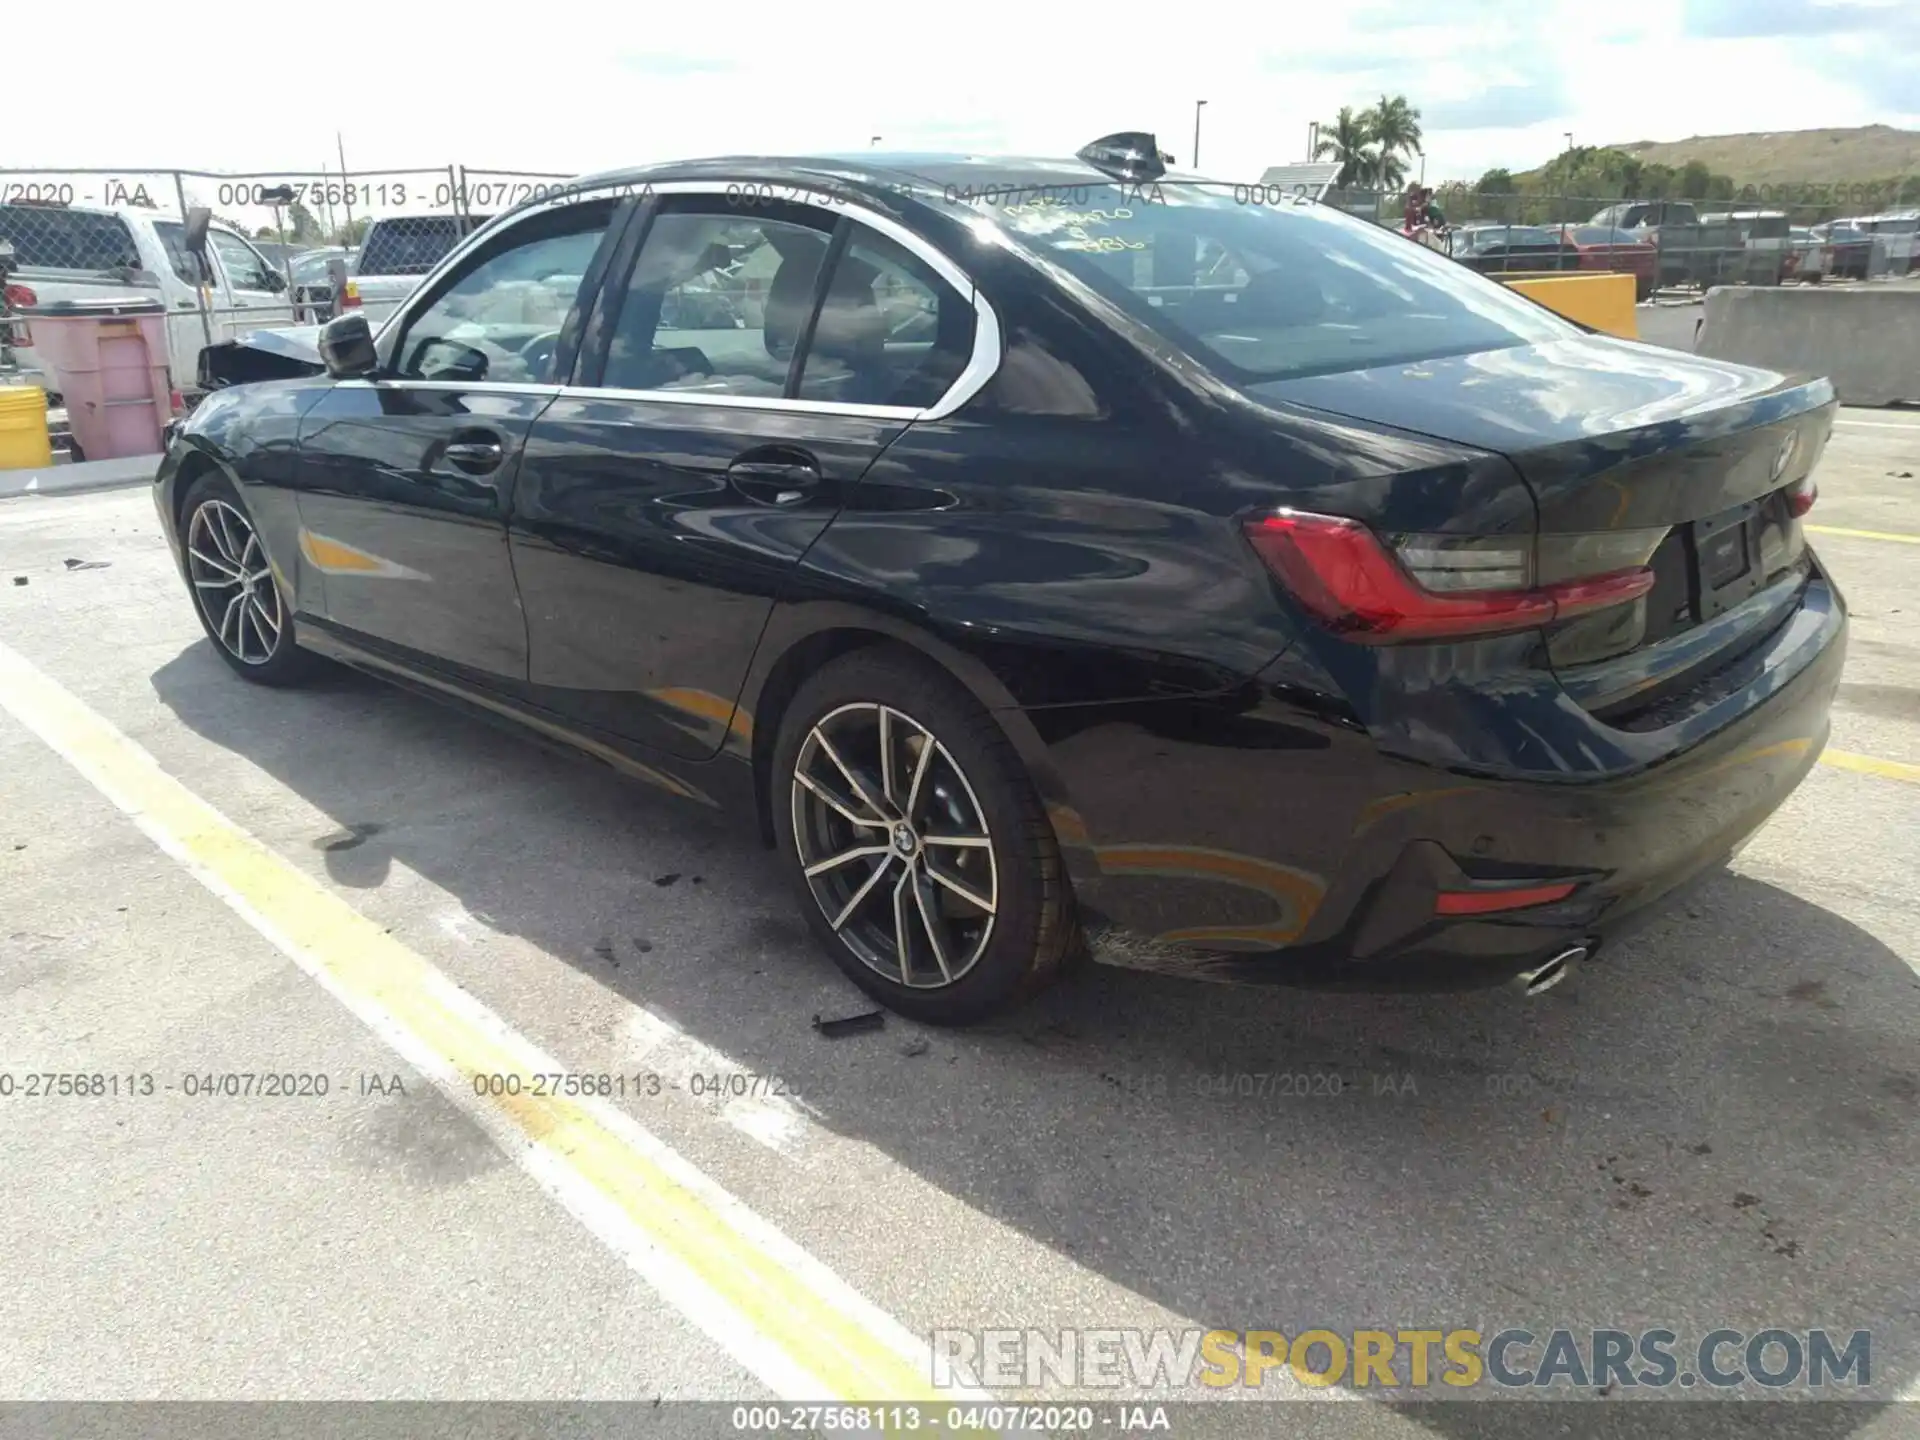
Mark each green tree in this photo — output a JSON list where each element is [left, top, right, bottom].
[[1313, 106, 1377, 189], [1361, 93, 1424, 175], [1475, 168, 1516, 194], [285, 199, 323, 244], [330, 216, 370, 247], [1679, 159, 1713, 199]]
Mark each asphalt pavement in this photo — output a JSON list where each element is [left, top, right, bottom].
[[1, 414, 1917, 1438]]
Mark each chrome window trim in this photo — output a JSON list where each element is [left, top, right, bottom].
[[557, 386, 922, 421], [332, 379, 564, 396], [377, 176, 1001, 424]]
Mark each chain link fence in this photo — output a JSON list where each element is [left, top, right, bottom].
[[1325, 179, 1920, 291], [6, 159, 1920, 397]]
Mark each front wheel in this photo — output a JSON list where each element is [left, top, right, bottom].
[[772, 648, 1080, 1025], [180, 472, 318, 686]]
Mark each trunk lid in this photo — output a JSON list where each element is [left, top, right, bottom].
[[1246, 336, 1836, 728]]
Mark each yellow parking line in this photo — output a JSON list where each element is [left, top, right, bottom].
[[1820, 749, 1920, 786], [1807, 524, 1920, 545], [0, 639, 958, 1406]]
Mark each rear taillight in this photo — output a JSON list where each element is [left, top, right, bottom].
[[1435, 881, 1578, 915], [3, 283, 36, 308], [342, 280, 362, 309], [1242, 510, 1661, 644], [1786, 477, 1817, 517]]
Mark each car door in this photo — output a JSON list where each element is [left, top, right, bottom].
[[293, 196, 622, 685], [206, 227, 294, 335], [509, 189, 982, 759]]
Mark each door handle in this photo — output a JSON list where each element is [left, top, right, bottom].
[[442, 439, 504, 474], [728, 455, 820, 506]]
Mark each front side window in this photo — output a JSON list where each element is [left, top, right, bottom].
[[959, 185, 1577, 384], [797, 228, 975, 408], [151, 221, 202, 284], [395, 203, 613, 384], [209, 229, 278, 292]]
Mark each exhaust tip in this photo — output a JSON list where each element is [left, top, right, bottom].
[[1517, 944, 1589, 996]]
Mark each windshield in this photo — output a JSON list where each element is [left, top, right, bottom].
[[961, 184, 1577, 383]]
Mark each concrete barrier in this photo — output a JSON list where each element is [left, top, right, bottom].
[[1697, 286, 1920, 406], [1499, 271, 1639, 339]]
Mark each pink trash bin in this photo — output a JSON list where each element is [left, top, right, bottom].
[[18, 297, 171, 460]]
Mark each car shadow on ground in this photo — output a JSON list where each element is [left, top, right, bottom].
[[151, 644, 1919, 1425]]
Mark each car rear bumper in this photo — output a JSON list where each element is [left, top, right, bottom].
[[1046, 577, 1846, 991]]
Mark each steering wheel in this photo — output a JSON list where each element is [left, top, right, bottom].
[[517, 329, 562, 383]]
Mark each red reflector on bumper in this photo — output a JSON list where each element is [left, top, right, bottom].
[[1435, 882, 1578, 916]]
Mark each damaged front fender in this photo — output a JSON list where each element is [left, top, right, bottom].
[[197, 326, 326, 391]]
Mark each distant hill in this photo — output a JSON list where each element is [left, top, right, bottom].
[[1610, 125, 1920, 187]]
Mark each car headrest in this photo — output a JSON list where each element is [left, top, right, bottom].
[[763, 244, 828, 361], [808, 255, 887, 365]]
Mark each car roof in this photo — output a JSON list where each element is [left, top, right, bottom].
[[560, 151, 1210, 197]]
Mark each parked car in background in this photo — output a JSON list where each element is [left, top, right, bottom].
[[289, 246, 356, 322], [0, 200, 294, 403], [1588, 200, 1700, 231], [1557, 225, 1659, 300], [1585, 200, 1731, 288], [1812, 221, 1873, 280], [1783, 228, 1830, 284], [1700, 211, 1791, 285], [1839, 211, 1919, 274], [1446, 224, 1577, 274], [157, 137, 1845, 1022], [339, 214, 490, 322]]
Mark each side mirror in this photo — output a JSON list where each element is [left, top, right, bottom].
[[318, 312, 378, 379], [261, 269, 288, 293]]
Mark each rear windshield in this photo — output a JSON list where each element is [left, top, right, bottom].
[[0, 205, 140, 272], [1461, 227, 1563, 249], [962, 184, 1577, 383], [358, 217, 471, 276]]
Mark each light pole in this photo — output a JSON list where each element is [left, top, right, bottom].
[[1564, 132, 1574, 153], [1192, 100, 1207, 171], [870, 136, 883, 148], [1307, 120, 1319, 162]]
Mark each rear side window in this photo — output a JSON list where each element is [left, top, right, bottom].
[[797, 228, 975, 408], [965, 186, 1574, 384], [0, 206, 140, 271], [602, 209, 834, 397]]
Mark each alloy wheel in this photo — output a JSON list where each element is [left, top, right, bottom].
[[187, 499, 283, 666], [789, 702, 999, 989]]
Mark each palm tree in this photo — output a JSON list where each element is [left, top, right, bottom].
[[1312, 107, 1375, 188], [1362, 93, 1424, 176]]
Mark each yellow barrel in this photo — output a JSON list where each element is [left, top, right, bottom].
[[0, 385, 54, 470]]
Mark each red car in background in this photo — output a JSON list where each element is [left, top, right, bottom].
[[1558, 226, 1659, 300]]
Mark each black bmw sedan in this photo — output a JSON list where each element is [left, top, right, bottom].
[[154, 135, 1845, 1024]]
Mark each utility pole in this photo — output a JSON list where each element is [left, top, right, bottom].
[[1307, 120, 1320, 162], [336, 132, 355, 244], [1192, 100, 1207, 171]]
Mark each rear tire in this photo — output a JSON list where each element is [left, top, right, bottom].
[[771, 646, 1079, 1025], [180, 471, 319, 687]]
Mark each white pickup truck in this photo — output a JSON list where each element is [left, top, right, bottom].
[[338, 213, 488, 322], [0, 201, 297, 400]]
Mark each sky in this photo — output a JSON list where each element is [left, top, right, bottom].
[[8, 0, 1916, 215]]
